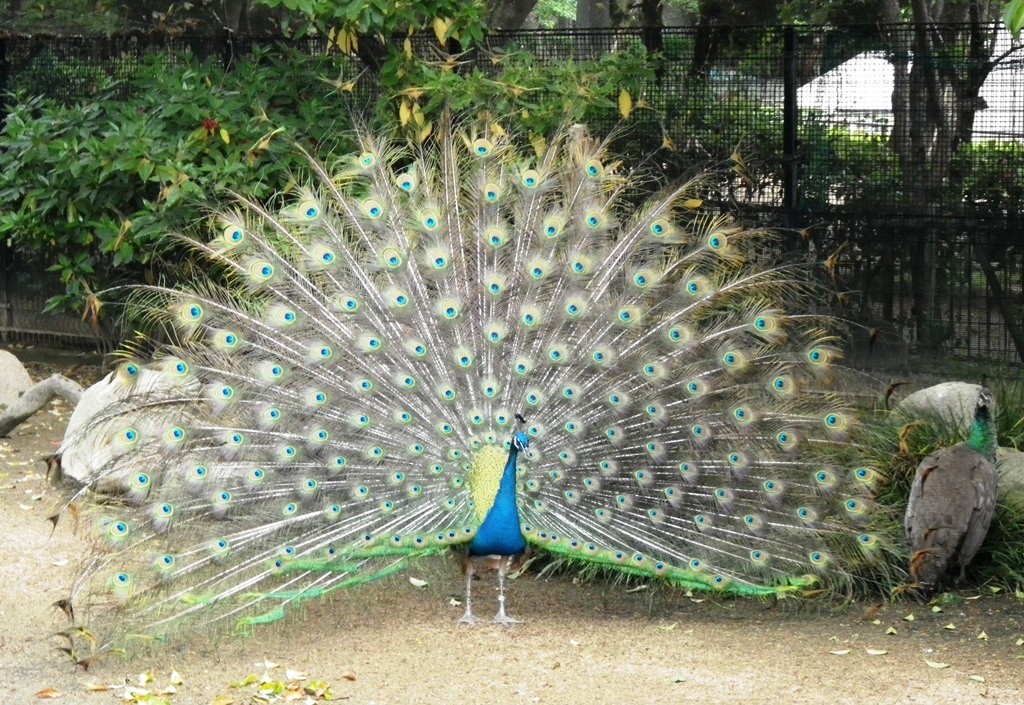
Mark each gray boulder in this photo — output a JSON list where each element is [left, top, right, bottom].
[[997, 447, 1024, 508], [897, 382, 992, 434], [0, 350, 33, 411], [58, 367, 198, 489]]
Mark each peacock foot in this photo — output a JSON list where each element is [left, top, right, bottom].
[[457, 612, 478, 625], [492, 613, 522, 626]]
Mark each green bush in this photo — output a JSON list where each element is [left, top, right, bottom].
[[0, 41, 664, 317], [661, 84, 784, 197], [0, 0, 122, 34], [799, 116, 901, 211], [956, 141, 1024, 215], [0, 44, 354, 315]]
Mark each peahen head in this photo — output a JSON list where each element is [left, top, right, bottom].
[[967, 388, 998, 461]]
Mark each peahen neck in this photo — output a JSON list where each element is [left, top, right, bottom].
[[966, 404, 997, 462], [468, 438, 527, 557]]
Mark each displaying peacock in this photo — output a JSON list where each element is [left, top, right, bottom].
[[55, 117, 881, 657]]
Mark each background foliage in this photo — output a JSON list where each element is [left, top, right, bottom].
[[0, 39, 664, 315], [0, 46, 349, 314]]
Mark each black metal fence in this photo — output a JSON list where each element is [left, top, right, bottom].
[[0, 247, 110, 349], [1, 25, 1022, 369]]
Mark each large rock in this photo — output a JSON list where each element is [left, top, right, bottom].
[[58, 367, 198, 489], [0, 350, 33, 411], [997, 447, 1024, 508], [896, 382, 991, 434]]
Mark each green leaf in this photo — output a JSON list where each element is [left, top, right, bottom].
[[1005, 0, 1024, 39]]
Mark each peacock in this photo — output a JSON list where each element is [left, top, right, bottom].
[[904, 388, 998, 596], [55, 117, 881, 658]]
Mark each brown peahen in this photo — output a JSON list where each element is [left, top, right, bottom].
[[904, 388, 998, 595]]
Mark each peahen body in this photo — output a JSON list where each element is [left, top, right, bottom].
[[904, 388, 998, 595], [56, 119, 879, 656]]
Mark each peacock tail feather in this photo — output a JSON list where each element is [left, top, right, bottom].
[[58, 117, 881, 654]]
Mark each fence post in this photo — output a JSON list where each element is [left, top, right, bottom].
[[0, 37, 8, 127], [222, 29, 236, 72], [781, 26, 799, 238]]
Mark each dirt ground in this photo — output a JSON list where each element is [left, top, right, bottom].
[[1, 352, 1023, 705]]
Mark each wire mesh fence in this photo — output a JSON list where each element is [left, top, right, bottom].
[[0, 24, 1022, 368], [0, 248, 113, 349]]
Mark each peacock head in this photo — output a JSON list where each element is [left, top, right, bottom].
[[512, 432, 530, 452]]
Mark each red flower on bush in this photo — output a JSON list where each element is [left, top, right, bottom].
[[202, 118, 220, 136]]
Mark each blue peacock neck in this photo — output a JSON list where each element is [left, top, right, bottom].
[[468, 434, 529, 557]]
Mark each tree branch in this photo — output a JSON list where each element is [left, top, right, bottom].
[[0, 375, 83, 438]]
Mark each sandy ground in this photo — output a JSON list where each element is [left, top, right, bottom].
[[1, 353, 1023, 704]]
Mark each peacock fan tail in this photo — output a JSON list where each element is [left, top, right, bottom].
[[57, 118, 883, 655]]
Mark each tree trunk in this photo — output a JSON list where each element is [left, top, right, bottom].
[[971, 232, 1024, 361], [221, 0, 251, 33], [640, 0, 664, 56], [487, 0, 539, 31], [884, 0, 999, 352]]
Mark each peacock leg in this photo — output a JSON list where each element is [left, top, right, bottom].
[[458, 558, 477, 625], [493, 555, 522, 625]]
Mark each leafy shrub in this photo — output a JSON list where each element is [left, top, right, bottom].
[[956, 141, 1024, 216], [0, 40, 664, 316], [0, 44, 355, 315], [798, 116, 901, 211]]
